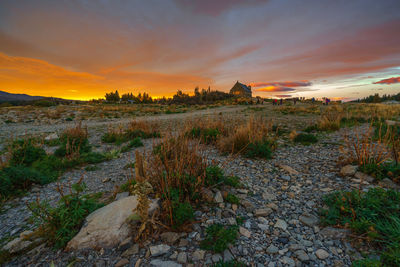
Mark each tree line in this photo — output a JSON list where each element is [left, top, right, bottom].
[[102, 87, 234, 105], [354, 92, 400, 103]]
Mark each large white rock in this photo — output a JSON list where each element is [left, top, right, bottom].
[[66, 195, 158, 250]]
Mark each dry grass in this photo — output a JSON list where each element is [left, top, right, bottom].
[[218, 116, 275, 155], [144, 134, 208, 229], [342, 126, 389, 167]]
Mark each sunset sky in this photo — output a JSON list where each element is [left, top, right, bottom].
[[0, 0, 400, 100]]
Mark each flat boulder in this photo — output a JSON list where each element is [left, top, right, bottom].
[[340, 165, 357, 177], [66, 195, 158, 250]]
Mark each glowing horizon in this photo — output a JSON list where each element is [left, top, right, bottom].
[[0, 0, 399, 101]]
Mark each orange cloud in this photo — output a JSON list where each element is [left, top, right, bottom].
[[255, 86, 295, 92], [250, 81, 311, 87], [373, 76, 400, 85], [0, 52, 212, 100]]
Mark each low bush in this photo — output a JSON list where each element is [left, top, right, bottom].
[[28, 181, 103, 248], [245, 140, 273, 158], [358, 162, 400, 181], [218, 117, 276, 159], [320, 188, 400, 265], [212, 260, 246, 267], [102, 121, 160, 145], [55, 123, 91, 158], [225, 193, 239, 205], [293, 133, 318, 145], [200, 224, 238, 253], [188, 127, 220, 144], [9, 139, 46, 166]]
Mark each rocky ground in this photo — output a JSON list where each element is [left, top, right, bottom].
[[0, 106, 386, 267]]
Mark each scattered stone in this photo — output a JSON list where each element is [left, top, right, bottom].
[[274, 219, 287, 231], [254, 208, 272, 217], [299, 213, 319, 227], [281, 256, 295, 267], [44, 133, 58, 141], [340, 165, 357, 177], [150, 259, 182, 267], [316, 249, 330, 260], [262, 191, 276, 201], [320, 227, 350, 239], [279, 164, 299, 175], [354, 172, 374, 183], [150, 244, 171, 256], [239, 226, 251, 238], [122, 244, 139, 257], [212, 254, 223, 263], [214, 191, 224, 203], [192, 249, 205, 261], [160, 232, 181, 244], [66, 196, 159, 250], [295, 250, 310, 262], [266, 245, 279, 254], [177, 252, 187, 264], [115, 258, 129, 267], [3, 237, 32, 254], [202, 188, 214, 202], [223, 249, 234, 261], [379, 178, 400, 189]]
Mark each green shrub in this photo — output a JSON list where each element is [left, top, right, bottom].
[[0, 166, 46, 197], [245, 140, 273, 159], [223, 176, 241, 188], [320, 188, 400, 265], [304, 125, 319, 133], [85, 165, 99, 171], [33, 100, 55, 107], [205, 165, 225, 186], [10, 139, 46, 166], [119, 179, 136, 193], [28, 182, 103, 248], [359, 162, 400, 181], [293, 133, 318, 145], [225, 193, 239, 205], [212, 260, 246, 267], [200, 224, 238, 253]]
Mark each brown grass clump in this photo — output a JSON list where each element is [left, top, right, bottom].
[[317, 106, 343, 131], [218, 116, 275, 155], [342, 127, 389, 167], [144, 134, 208, 229]]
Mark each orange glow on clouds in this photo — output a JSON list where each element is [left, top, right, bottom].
[[0, 52, 212, 100]]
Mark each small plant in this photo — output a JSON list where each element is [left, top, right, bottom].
[[55, 123, 90, 158], [225, 193, 239, 205], [28, 180, 103, 248], [223, 176, 241, 188], [245, 140, 273, 159], [205, 165, 225, 186], [293, 133, 318, 145], [212, 260, 246, 267], [320, 188, 400, 265], [85, 165, 99, 171], [200, 224, 238, 253]]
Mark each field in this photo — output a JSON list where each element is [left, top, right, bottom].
[[0, 102, 400, 266]]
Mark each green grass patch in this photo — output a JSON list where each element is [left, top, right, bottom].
[[212, 260, 246, 267], [225, 193, 239, 205], [245, 140, 274, 159], [320, 188, 400, 266], [293, 133, 318, 145], [200, 224, 238, 253], [28, 182, 103, 249]]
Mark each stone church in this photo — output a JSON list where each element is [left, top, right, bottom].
[[229, 81, 252, 98]]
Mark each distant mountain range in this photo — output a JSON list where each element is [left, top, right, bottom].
[[0, 90, 44, 102]]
